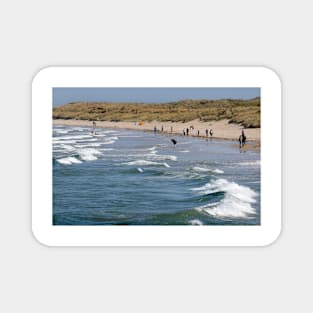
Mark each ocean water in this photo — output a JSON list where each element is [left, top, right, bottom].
[[53, 125, 261, 225]]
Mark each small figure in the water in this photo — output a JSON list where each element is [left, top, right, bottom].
[[239, 129, 247, 148], [171, 139, 177, 147], [91, 121, 97, 135]]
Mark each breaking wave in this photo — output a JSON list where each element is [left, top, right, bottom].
[[193, 166, 224, 174], [57, 157, 82, 165], [124, 160, 170, 168], [77, 148, 102, 161], [189, 219, 203, 225], [192, 179, 257, 219]]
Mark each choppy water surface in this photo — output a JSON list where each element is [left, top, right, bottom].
[[53, 125, 260, 225]]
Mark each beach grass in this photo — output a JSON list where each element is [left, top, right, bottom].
[[53, 97, 260, 128]]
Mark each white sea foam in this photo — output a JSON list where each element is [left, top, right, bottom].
[[77, 148, 102, 161], [101, 140, 116, 145], [237, 160, 261, 167], [57, 157, 82, 165], [213, 169, 224, 174], [75, 143, 102, 148], [192, 179, 257, 219], [60, 144, 76, 151], [137, 168, 144, 173], [189, 219, 203, 225], [124, 160, 170, 168], [149, 154, 177, 161], [179, 150, 190, 153], [193, 166, 224, 174], [147, 146, 157, 151], [53, 139, 77, 144], [56, 134, 92, 140], [124, 160, 163, 166], [54, 129, 69, 134], [107, 136, 119, 140]]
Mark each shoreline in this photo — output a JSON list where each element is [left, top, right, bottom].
[[53, 118, 260, 152]]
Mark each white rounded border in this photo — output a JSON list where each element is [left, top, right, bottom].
[[32, 66, 281, 246]]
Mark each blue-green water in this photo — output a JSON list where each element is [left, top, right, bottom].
[[53, 125, 260, 225]]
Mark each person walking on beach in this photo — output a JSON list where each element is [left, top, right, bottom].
[[154, 126, 157, 133], [210, 129, 213, 137], [183, 129, 186, 136], [161, 126, 164, 132], [186, 128, 189, 136], [197, 130, 200, 136], [205, 129, 208, 137]]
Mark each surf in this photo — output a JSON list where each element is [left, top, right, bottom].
[[192, 179, 258, 219]]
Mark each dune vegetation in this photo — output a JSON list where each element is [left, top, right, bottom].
[[53, 97, 260, 128]]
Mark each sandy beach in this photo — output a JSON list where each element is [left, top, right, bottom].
[[53, 119, 260, 151]]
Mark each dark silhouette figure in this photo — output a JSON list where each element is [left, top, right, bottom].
[[171, 126, 173, 133], [197, 130, 200, 136], [186, 128, 189, 136], [161, 126, 164, 132], [183, 129, 186, 136], [205, 129, 209, 137], [171, 139, 177, 147], [210, 129, 213, 137], [154, 126, 157, 133], [239, 130, 247, 148]]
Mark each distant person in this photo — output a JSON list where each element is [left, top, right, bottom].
[[210, 129, 213, 137], [154, 126, 157, 133], [197, 130, 200, 136], [161, 126, 164, 132], [186, 128, 189, 136], [242, 129, 246, 145], [205, 129, 209, 137], [190, 125, 194, 130], [239, 130, 247, 148], [171, 126, 173, 133], [183, 129, 186, 136], [92, 121, 96, 135]]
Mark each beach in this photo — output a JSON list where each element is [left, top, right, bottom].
[[53, 124, 261, 225], [53, 119, 260, 150]]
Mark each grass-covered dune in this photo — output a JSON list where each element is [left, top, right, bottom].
[[53, 97, 260, 128]]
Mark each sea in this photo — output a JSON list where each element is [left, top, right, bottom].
[[53, 125, 261, 225]]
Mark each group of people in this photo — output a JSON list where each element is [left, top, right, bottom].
[[153, 124, 247, 149], [182, 127, 213, 138]]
